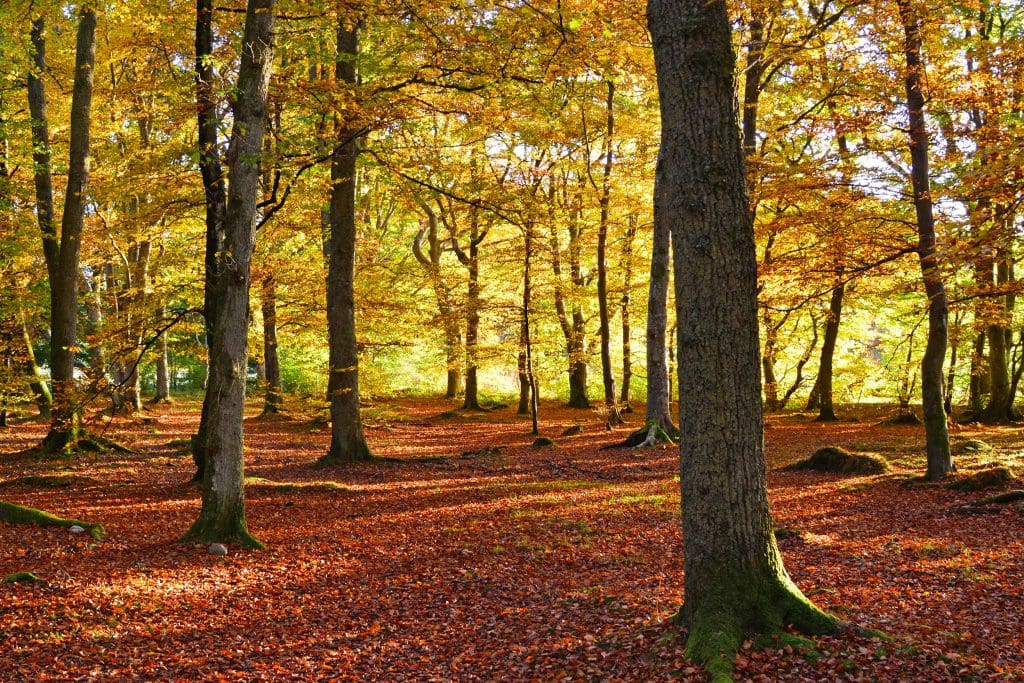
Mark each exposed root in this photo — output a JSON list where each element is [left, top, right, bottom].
[[0, 500, 105, 539]]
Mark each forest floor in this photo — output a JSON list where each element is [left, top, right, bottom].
[[0, 397, 1022, 681]]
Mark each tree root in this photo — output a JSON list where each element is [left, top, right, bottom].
[[0, 500, 105, 539]]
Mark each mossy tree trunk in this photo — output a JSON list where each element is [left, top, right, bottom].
[[183, 0, 275, 548], [320, 16, 372, 465], [191, 0, 229, 481], [29, 9, 96, 454], [899, 0, 953, 481], [649, 0, 839, 677]]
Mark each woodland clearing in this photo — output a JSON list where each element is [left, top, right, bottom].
[[1, 399, 1022, 681]]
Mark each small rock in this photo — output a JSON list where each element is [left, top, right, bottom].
[[68, 525, 86, 534], [208, 543, 228, 556]]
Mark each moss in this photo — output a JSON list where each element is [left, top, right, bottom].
[[0, 501, 105, 539], [946, 467, 1016, 492], [773, 527, 802, 541], [784, 447, 890, 475], [181, 514, 265, 550], [973, 489, 1024, 505], [953, 438, 992, 455], [531, 436, 556, 448], [245, 477, 350, 492], [683, 567, 839, 681], [0, 473, 99, 488], [3, 571, 45, 584], [560, 425, 584, 436]]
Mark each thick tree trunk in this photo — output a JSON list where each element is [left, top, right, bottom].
[[645, 162, 675, 433], [261, 275, 283, 414], [980, 252, 1016, 422], [813, 281, 845, 422], [37, 9, 97, 453], [183, 0, 275, 548], [899, 0, 953, 480], [192, 0, 229, 481], [320, 17, 371, 465], [649, 0, 838, 677]]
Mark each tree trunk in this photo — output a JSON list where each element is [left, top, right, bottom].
[[36, 9, 97, 453], [969, 331, 986, 412], [20, 313, 52, 418], [461, 208, 483, 410], [261, 275, 283, 414], [620, 216, 636, 406], [517, 319, 531, 415], [899, 0, 953, 480], [980, 250, 1016, 422], [320, 16, 372, 465], [813, 281, 845, 422], [183, 0, 275, 548], [645, 159, 675, 433], [649, 0, 838, 676], [152, 307, 171, 403], [523, 226, 539, 435], [596, 80, 616, 409], [192, 0, 229, 481]]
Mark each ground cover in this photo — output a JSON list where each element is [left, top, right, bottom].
[[1, 399, 1021, 680]]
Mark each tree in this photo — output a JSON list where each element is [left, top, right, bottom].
[[319, 15, 372, 465], [190, 0, 229, 481], [898, 0, 953, 481], [28, 8, 98, 453], [644, 158, 675, 434], [182, 0, 276, 547], [648, 0, 839, 677]]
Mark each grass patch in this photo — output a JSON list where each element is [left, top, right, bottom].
[[953, 439, 993, 456], [783, 447, 890, 475], [610, 493, 668, 507], [0, 501, 105, 539]]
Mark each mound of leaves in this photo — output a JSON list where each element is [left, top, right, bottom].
[[784, 446, 890, 475]]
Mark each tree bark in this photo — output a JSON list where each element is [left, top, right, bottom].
[[899, 0, 953, 480], [813, 281, 845, 421], [523, 226, 539, 435], [320, 16, 372, 465], [596, 80, 616, 409], [412, 201, 462, 399], [645, 158, 675, 433], [649, 0, 838, 676], [36, 9, 97, 453], [152, 306, 171, 403], [20, 314, 52, 418], [183, 0, 275, 547], [192, 0, 229, 480], [619, 216, 637, 405], [460, 207, 484, 410], [261, 274, 283, 414]]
